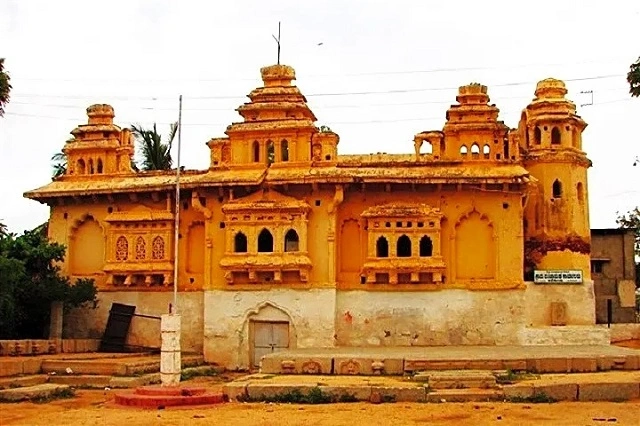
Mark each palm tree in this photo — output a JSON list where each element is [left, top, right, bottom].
[[131, 122, 178, 171], [0, 58, 12, 117], [51, 151, 67, 178], [0, 221, 7, 238]]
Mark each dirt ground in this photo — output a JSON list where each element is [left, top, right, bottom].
[[1, 383, 639, 426]]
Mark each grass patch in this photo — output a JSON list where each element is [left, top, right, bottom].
[[506, 392, 557, 404], [495, 370, 539, 385], [239, 386, 359, 404], [180, 367, 219, 381]]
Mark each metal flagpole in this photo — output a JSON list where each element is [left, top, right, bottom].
[[172, 95, 182, 313]]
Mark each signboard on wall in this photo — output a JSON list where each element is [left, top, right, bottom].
[[534, 270, 583, 284]]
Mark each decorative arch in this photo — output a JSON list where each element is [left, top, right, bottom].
[[454, 208, 496, 280], [77, 159, 86, 174], [135, 236, 146, 260], [266, 140, 275, 165], [234, 231, 248, 253], [115, 236, 129, 261], [534, 127, 541, 145], [551, 126, 561, 145], [258, 228, 274, 252], [70, 215, 105, 275], [471, 143, 480, 158], [460, 145, 468, 156], [97, 158, 104, 173], [252, 140, 260, 162], [281, 139, 289, 161], [421, 141, 433, 155], [482, 144, 490, 159], [376, 236, 389, 258], [552, 179, 563, 199], [88, 158, 95, 174], [420, 235, 433, 257], [396, 235, 411, 257], [152, 236, 165, 259], [284, 229, 299, 252]]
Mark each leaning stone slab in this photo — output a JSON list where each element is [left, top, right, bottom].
[[578, 382, 640, 401], [503, 384, 534, 399], [223, 382, 248, 401], [414, 370, 497, 389], [0, 384, 71, 402]]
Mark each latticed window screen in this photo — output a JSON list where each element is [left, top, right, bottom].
[[135, 236, 146, 260], [152, 236, 165, 259], [115, 236, 128, 261]]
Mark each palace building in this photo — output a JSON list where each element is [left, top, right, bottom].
[[25, 64, 601, 369]]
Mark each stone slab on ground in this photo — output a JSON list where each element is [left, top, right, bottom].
[[0, 374, 47, 389], [0, 358, 43, 377], [578, 382, 640, 401], [413, 370, 497, 389], [40, 354, 204, 376], [532, 383, 578, 401], [0, 383, 71, 402]]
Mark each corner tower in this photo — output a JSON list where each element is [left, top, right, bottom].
[[62, 104, 135, 177], [520, 78, 591, 278]]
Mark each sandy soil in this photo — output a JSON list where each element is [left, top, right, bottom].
[[0, 387, 638, 426]]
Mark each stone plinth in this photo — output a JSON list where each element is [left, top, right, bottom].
[[160, 314, 181, 386]]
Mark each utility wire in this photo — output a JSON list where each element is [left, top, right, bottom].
[[9, 74, 625, 101]]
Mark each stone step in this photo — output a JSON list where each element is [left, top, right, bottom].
[[0, 374, 48, 389], [414, 370, 498, 389], [0, 383, 72, 402], [114, 385, 226, 408], [41, 355, 204, 376], [49, 373, 161, 389]]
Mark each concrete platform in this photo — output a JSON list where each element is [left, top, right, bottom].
[[260, 345, 640, 375]]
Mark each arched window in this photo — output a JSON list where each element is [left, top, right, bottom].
[[376, 236, 389, 258], [396, 235, 412, 257], [88, 159, 95, 174], [460, 145, 468, 156], [483, 144, 490, 159], [234, 232, 248, 253], [534, 127, 541, 145], [152, 236, 165, 259], [77, 159, 86, 174], [419, 236, 433, 257], [97, 158, 103, 174], [257, 228, 274, 252], [266, 140, 275, 165], [115, 236, 128, 261], [135, 236, 146, 259], [471, 143, 480, 158], [281, 139, 289, 162], [252, 141, 260, 162], [552, 179, 562, 199], [551, 126, 561, 145], [576, 182, 584, 203], [503, 138, 510, 159], [421, 141, 433, 155], [284, 229, 299, 252]]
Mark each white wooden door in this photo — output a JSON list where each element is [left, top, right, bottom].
[[252, 321, 289, 368]]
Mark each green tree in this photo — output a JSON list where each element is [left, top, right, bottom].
[[628, 56, 640, 98], [0, 220, 7, 238], [616, 207, 640, 257], [0, 223, 97, 339], [131, 122, 178, 171], [0, 58, 11, 117], [51, 151, 67, 178]]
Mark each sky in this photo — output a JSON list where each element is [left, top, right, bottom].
[[1, 0, 639, 233]]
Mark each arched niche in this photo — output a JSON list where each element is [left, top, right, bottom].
[[70, 214, 105, 276], [339, 219, 361, 273], [186, 221, 205, 274], [454, 209, 496, 280]]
